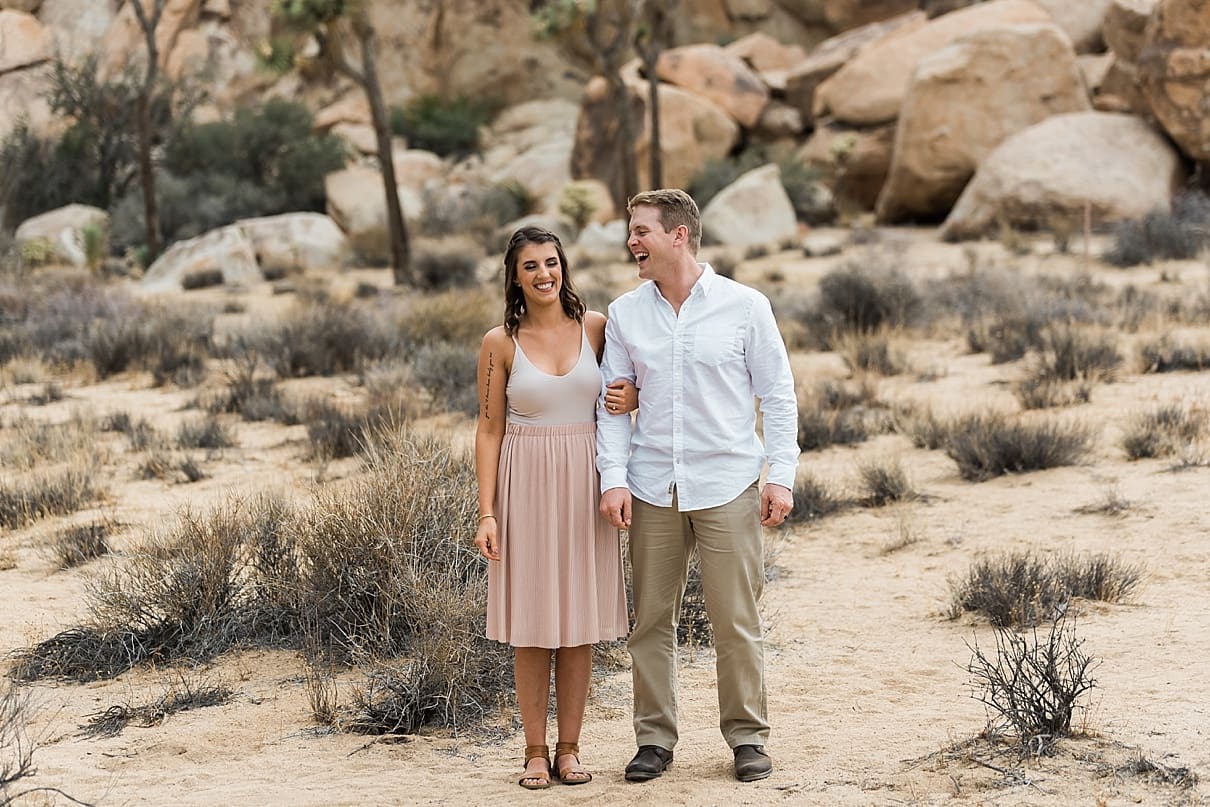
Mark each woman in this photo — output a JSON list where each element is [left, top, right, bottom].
[[474, 226, 636, 789]]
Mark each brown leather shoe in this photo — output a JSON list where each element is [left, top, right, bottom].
[[625, 745, 673, 782], [733, 744, 772, 782]]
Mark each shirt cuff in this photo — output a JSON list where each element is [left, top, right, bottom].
[[600, 469, 629, 493], [766, 464, 797, 491]]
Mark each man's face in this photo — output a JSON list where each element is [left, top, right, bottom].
[[627, 204, 677, 280]]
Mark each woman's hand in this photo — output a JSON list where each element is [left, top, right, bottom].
[[605, 379, 639, 414], [474, 516, 500, 561]]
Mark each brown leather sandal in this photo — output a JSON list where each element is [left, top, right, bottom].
[[554, 741, 592, 785], [518, 744, 551, 790]]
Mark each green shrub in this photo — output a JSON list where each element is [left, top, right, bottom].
[[409, 341, 480, 416], [390, 95, 495, 158], [688, 148, 770, 209], [558, 181, 598, 231], [419, 181, 535, 241]]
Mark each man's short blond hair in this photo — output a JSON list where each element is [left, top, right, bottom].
[[627, 188, 701, 254]]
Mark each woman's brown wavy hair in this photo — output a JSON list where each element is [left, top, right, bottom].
[[502, 226, 586, 336]]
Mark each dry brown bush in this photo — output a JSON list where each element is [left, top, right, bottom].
[[1121, 404, 1205, 460], [942, 411, 1095, 482]]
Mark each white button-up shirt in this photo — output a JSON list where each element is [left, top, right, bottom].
[[596, 263, 800, 511]]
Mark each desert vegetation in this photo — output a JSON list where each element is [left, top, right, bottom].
[[2, 206, 1207, 804]]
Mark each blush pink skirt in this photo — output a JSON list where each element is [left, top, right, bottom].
[[487, 422, 628, 648]]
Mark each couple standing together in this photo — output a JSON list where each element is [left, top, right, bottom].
[[473, 189, 800, 789]]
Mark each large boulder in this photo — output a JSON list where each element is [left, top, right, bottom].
[[324, 166, 422, 264], [814, 0, 1051, 126], [784, 11, 926, 129], [822, 0, 920, 32], [724, 31, 807, 75], [940, 112, 1185, 240], [634, 83, 741, 193], [656, 43, 770, 128], [572, 76, 739, 209], [1137, 0, 1210, 161], [1031, 0, 1115, 53], [14, 204, 109, 268], [701, 164, 798, 248], [877, 23, 1091, 223], [37, 0, 118, 55], [0, 62, 52, 140], [797, 122, 896, 211], [1104, 0, 1157, 62], [141, 225, 262, 292], [236, 212, 350, 275], [0, 10, 50, 74]]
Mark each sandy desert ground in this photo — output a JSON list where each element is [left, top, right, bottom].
[[2, 229, 1208, 806]]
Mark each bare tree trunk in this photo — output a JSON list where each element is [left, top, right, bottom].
[[644, 61, 662, 189], [635, 0, 675, 189], [611, 77, 638, 203], [131, 0, 165, 262], [352, 13, 410, 285]]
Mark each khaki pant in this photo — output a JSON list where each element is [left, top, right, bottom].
[[628, 484, 769, 750]]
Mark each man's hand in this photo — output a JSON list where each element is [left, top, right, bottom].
[[760, 483, 793, 527], [600, 487, 632, 529]]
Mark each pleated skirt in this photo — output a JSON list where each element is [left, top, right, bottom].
[[487, 422, 628, 648]]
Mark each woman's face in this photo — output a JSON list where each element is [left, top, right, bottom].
[[514, 241, 563, 307]]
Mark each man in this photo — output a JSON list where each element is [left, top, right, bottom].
[[597, 188, 799, 783]]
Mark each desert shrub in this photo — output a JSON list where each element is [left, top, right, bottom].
[[950, 551, 1141, 628], [895, 404, 948, 450], [408, 341, 480, 416], [1104, 191, 1210, 267], [241, 299, 398, 378], [0, 467, 102, 530], [390, 95, 494, 158], [1137, 334, 1210, 373], [786, 473, 843, 524], [1031, 325, 1121, 383], [836, 330, 909, 375], [165, 98, 345, 215], [396, 288, 494, 350], [796, 379, 892, 451], [50, 520, 113, 569], [1013, 375, 1091, 410], [856, 457, 914, 506], [11, 495, 300, 682], [298, 427, 512, 732], [778, 158, 828, 224], [558, 181, 598, 231], [1121, 404, 1205, 460], [966, 615, 1098, 751], [0, 681, 36, 795], [942, 412, 1094, 481], [418, 181, 534, 241], [299, 398, 374, 460], [0, 56, 177, 227], [176, 415, 236, 449], [809, 262, 921, 347], [677, 556, 714, 648], [81, 677, 232, 738], [102, 412, 162, 452], [0, 412, 101, 471], [203, 353, 297, 423], [687, 148, 770, 208], [411, 237, 482, 291]]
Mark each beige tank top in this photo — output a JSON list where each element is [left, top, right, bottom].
[[507, 326, 602, 426]]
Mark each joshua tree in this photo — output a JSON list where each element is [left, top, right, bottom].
[[273, 0, 412, 285], [130, 0, 167, 262], [633, 0, 676, 189]]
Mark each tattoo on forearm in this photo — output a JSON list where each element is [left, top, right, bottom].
[[484, 351, 495, 418]]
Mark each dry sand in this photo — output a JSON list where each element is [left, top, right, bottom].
[[2, 231, 1208, 806]]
